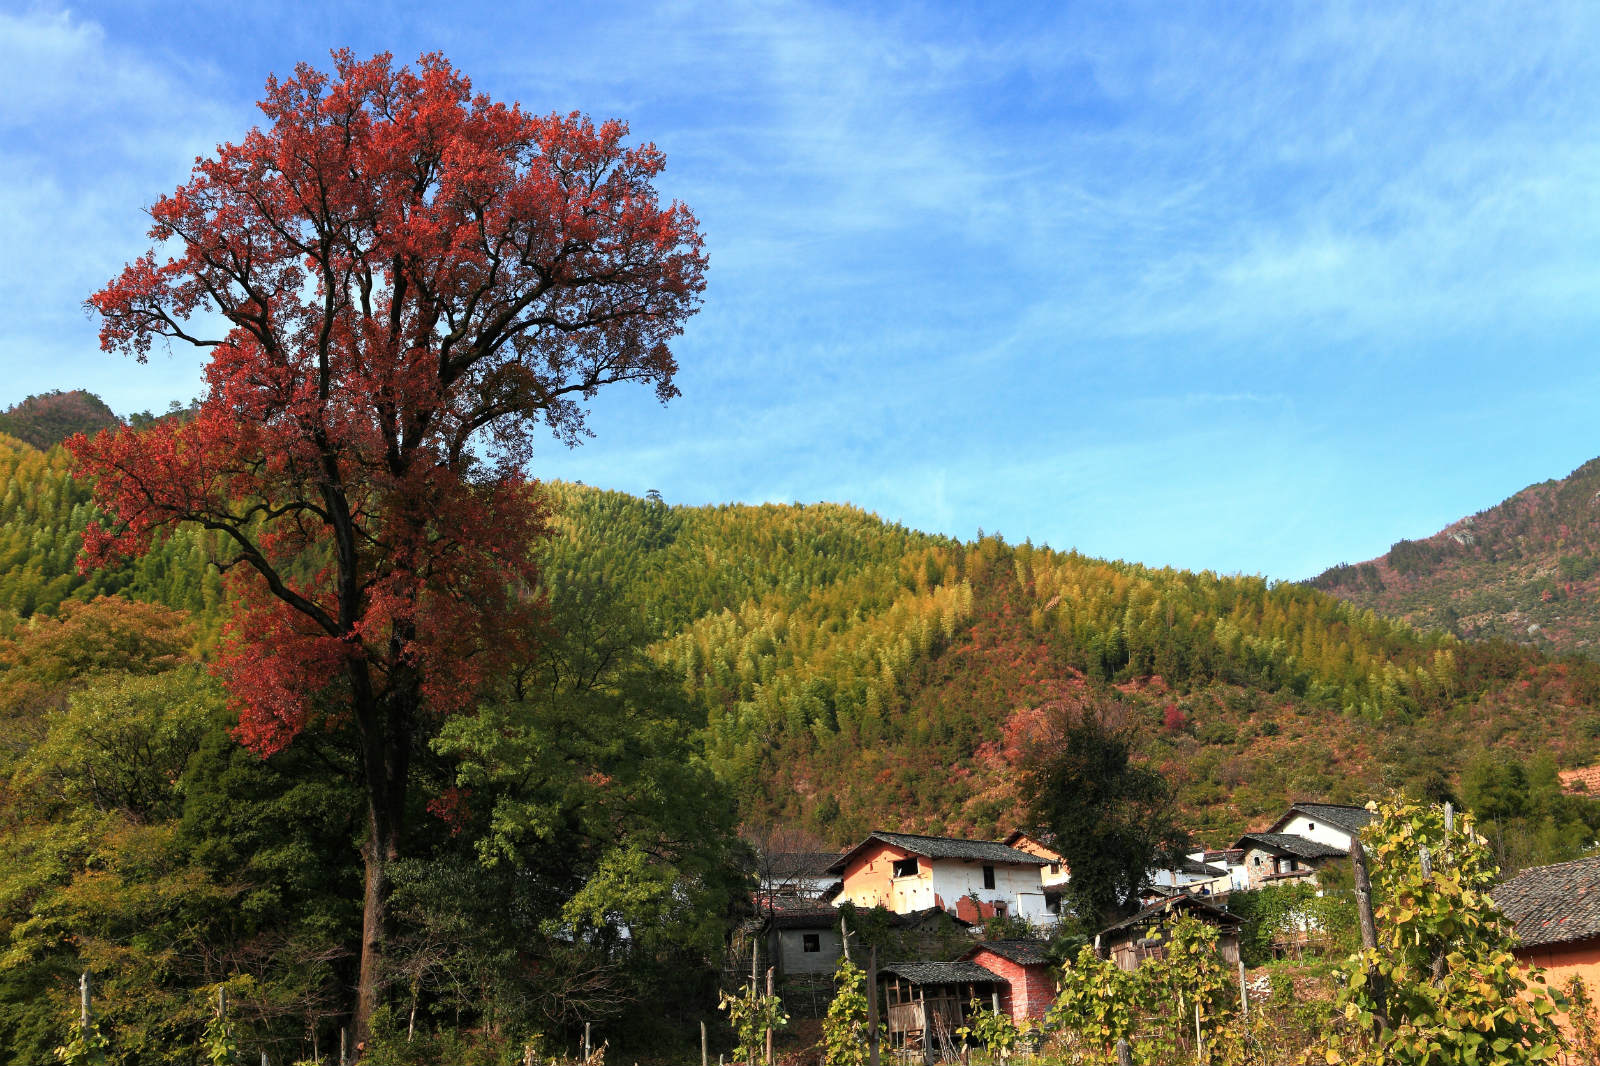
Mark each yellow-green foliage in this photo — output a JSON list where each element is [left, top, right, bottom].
[[1321, 797, 1566, 1065]]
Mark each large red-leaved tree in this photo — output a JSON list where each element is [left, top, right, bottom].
[[69, 50, 706, 1046]]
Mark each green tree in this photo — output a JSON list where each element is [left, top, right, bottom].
[[1022, 700, 1185, 923]]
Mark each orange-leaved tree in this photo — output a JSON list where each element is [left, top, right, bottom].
[[69, 50, 706, 1046]]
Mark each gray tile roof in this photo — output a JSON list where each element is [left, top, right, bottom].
[[966, 940, 1052, 966], [826, 831, 1049, 874], [1491, 855, 1600, 949], [1099, 894, 1240, 938], [878, 961, 1003, 986], [1279, 803, 1376, 835], [766, 852, 842, 879], [1237, 832, 1349, 861]]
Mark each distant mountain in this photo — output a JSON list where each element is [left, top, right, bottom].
[[1308, 458, 1600, 658], [0, 390, 118, 449]]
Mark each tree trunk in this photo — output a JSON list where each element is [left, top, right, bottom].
[[349, 662, 415, 1057]]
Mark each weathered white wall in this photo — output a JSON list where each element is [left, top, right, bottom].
[[929, 861, 1053, 924], [1277, 814, 1354, 852]]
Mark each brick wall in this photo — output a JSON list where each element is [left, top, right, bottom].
[[967, 949, 1055, 1022]]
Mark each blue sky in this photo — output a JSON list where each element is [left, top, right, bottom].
[[5, 2, 1600, 580]]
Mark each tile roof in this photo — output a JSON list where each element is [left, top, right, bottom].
[[1491, 855, 1600, 949], [1237, 832, 1349, 861], [1559, 766, 1600, 796], [878, 961, 1003, 986], [826, 831, 1049, 874], [1277, 802, 1376, 835], [1099, 895, 1240, 937], [966, 940, 1053, 966], [765, 851, 844, 879], [764, 899, 842, 929]]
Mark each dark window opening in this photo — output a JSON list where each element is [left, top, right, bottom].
[[1049, 862, 1061, 875], [982, 865, 996, 889], [802, 933, 820, 953], [892, 857, 919, 878]]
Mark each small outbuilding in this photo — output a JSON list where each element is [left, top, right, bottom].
[[878, 961, 1003, 1053], [962, 940, 1056, 1022], [1098, 895, 1241, 971]]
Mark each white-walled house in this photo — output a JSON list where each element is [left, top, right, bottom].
[[1233, 802, 1374, 890], [827, 831, 1054, 926]]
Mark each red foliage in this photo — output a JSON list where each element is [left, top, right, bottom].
[[66, 51, 706, 1038], [1162, 702, 1186, 732], [68, 51, 706, 757]]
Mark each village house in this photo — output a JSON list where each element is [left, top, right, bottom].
[[827, 830, 1054, 925], [1001, 829, 1071, 887], [1491, 854, 1600, 1035], [1234, 801, 1374, 889], [1149, 854, 1232, 897], [1097, 895, 1242, 971], [961, 940, 1056, 1023], [757, 850, 842, 903], [759, 898, 844, 978]]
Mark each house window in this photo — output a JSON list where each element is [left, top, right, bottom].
[[1049, 862, 1061, 875], [892, 857, 919, 878], [1308, 823, 1316, 832], [802, 933, 820, 953], [982, 865, 996, 889]]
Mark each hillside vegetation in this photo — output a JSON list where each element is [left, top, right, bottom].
[[1310, 458, 1600, 658], [4, 420, 1599, 848]]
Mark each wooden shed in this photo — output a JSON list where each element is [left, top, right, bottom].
[[877, 960, 1002, 1053], [1098, 895, 1241, 971]]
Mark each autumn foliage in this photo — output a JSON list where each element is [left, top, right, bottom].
[[68, 50, 706, 1043]]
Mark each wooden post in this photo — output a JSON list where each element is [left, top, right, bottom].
[[919, 987, 933, 1066], [584, 1021, 591, 1062], [1116, 1037, 1133, 1066], [867, 947, 880, 1066], [1419, 844, 1432, 879], [765, 968, 774, 1066], [1194, 1001, 1202, 1057], [701, 1020, 708, 1066], [339, 1026, 347, 1066], [1350, 837, 1387, 1034], [1238, 957, 1249, 1019], [79, 972, 90, 1032], [1352, 837, 1378, 951]]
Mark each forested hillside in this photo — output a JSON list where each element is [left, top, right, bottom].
[[1310, 457, 1600, 658], [538, 483, 1600, 847], [5, 428, 1599, 848]]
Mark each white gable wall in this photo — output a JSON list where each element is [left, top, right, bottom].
[[1277, 813, 1355, 852]]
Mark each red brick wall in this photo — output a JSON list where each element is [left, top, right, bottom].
[[968, 949, 1055, 1022]]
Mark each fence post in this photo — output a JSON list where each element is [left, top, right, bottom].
[[765, 967, 775, 1066], [867, 947, 880, 1066], [80, 972, 91, 1032], [584, 1021, 591, 1062], [701, 1019, 708, 1066], [1116, 1037, 1133, 1066], [1238, 956, 1249, 1019]]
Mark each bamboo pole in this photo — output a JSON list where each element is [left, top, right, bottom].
[[701, 1020, 708, 1066], [80, 972, 90, 1032]]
